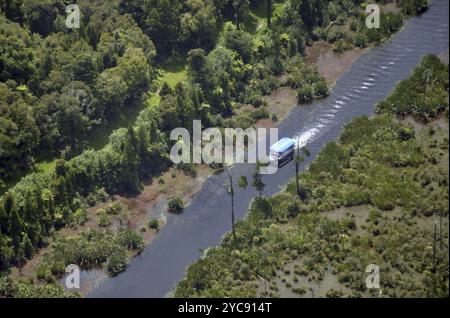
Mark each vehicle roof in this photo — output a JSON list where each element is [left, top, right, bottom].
[[271, 138, 296, 153]]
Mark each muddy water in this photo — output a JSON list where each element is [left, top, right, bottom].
[[90, 0, 449, 298]]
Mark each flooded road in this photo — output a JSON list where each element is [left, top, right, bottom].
[[90, 0, 449, 298]]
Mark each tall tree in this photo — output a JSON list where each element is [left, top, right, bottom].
[[21, 233, 33, 259], [141, 0, 182, 55], [0, 192, 14, 233], [8, 207, 22, 252], [187, 48, 208, 90]]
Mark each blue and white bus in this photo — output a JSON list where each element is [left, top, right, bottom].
[[269, 138, 296, 166]]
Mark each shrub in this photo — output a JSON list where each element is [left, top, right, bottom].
[[107, 249, 128, 276], [314, 81, 329, 98], [105, 202, 123, 215], [149, 219, 159, 229], [251, 95, 264, 108], [86, 188, 110, 207], [292, 287, 307, 295], [312, 27, 327, 41], [333, 39, 351, 54], [168, 197, 184, 214], [176, 163, 197, 178], [354, 33, 367, 48], [326, 289, 344, 298], [252, 198, 273, 218], [287, 202, 301, 218], [72, 208, 88, 226], [297, 85, 314, 104], [116, 229, 144, 251], [252, 107, 270, 121], [97, 212, 112, 227], [36, 265, 55, 284]]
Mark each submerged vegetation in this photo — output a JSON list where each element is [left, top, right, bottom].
[[175, 55, 449, 298], [376, 54, 449, 121]]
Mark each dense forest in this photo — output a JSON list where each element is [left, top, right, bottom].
[[175, 54, 449, 298], [0, 0, 431, 297]]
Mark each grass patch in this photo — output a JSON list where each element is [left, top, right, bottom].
[[158, 56, 188, 88], [244, 0, 288, 34], [35, 158, 57, 174]]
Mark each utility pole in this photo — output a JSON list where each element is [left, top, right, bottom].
[[295, 141, 300, 196], [433, 222, 438, 271], [229, 174, 236, 242], [440, 211, 443, 251]]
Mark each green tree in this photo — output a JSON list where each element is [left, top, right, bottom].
[[22, 0, 62, 36], [141, 0, 182, 55], [95, 67, 128, 116], [0, 16, 38, 84], [223, 29, 253, 63], [187, 48, 208, 89], [0, 0, 25, 23], [180, 0, 222, 50], [0, 193, 14, 233], [0, 84, 40, 177], [117, 47, 151, 99], [21, 233, 33, 259], [8, 207, 22, 252]]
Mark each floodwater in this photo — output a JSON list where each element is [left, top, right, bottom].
[[90, 0, 449, 298]]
